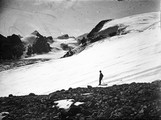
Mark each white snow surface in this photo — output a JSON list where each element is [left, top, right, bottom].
[[101, 12, 160, 33], [53, 99, 84, 109], [54, 99, 74, 109], [0, 12, 161, 97], [74, 102, 84, 106]]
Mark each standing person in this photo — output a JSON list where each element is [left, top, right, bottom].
[[99, 70, 104, 85]]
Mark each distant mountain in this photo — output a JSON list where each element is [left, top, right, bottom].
[[31, 30, 42, 37], [22, 30, 52, 56], [57, 34, 69, 39], [21, 31, 78, 59], [57, 34, 75, 39], [22, 30, 51, 45], [0, 31, 53, 60]]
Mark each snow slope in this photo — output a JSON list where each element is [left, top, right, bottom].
[[0, 12, 160, 97], [101, 12, 160, 33]]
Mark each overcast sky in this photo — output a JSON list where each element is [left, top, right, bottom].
[[0, 0, 160, 37]]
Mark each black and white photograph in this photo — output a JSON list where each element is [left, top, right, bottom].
[[0, 0, 160, 119]]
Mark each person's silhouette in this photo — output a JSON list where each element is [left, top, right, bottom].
[[99, 70, 104, 85]]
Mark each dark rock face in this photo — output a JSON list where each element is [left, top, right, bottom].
[[0, 34, 25, 60], [26, 45, 33, 56], [60, 43, 72, 51], [31, 30, 41, 37], [32, 35, 51, 54], [62, 49, 74, 58], [76, 19, 113, 45], [86, 19, 129, 43], [87, 19, 120, 43], [46, 36, 54, 44], [76, 33, 88, 44], [25, 31, 52, 56], [57, 34, 69, 39], [89, 25, 119, 43], [80, 37, 88, 46], [87, 19, 112, 38], [0, 31, 52, 59], [0, 81, 161, 120]]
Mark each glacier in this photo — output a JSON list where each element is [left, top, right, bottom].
[[0, 12, 160, 97]]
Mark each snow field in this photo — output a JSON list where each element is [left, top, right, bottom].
[[0, 12, 160, 97]]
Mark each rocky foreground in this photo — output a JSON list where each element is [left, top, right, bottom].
[[0, 81, 161, 120]]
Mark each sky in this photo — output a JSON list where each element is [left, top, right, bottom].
[[0, 0, 160, 37]]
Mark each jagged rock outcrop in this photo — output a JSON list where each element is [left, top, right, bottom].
[[87, 19, 112, 38], [0, 34, 25, 60], [0, 30, 53, 58], [32, 35, 51, 54], [24, 30, 52, 56], [87, 19, 121, 43]]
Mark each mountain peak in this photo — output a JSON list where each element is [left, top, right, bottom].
[[31, 30, 41, 37]]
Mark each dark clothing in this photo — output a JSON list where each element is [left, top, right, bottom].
[[99, 72, 104, 85]]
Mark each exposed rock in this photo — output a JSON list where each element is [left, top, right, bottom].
[[87, 85, 92, 89], [8, 94, 13, 97], [88, 25, 119, 43], [24, 31, 52, 56], [57, 34, 69, 39], [31, 30, 41, 37], [62, 49, 74, 58], [46, 36, 54, 44], [0, 81, 160, 120], [0, 30, 53, 60], [0, 34, 25, 60], [76, 33, 88, 44], [32, 35, 51, 54], [60, 43, 72, 51], [87, 19, 112, 38], [28, 93, 36, 96]]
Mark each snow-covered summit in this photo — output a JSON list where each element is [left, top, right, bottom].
[[86, 12, 160, 42], [0, 12, 160, 97], [101, 12, 160, 34]]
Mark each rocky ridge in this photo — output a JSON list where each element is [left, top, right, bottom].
[[0, 80, 160, 120]]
